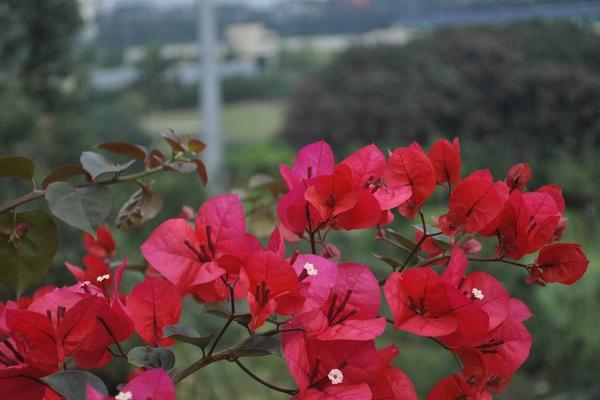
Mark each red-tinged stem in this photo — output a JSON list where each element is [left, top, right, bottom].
[[233, 358, 297, 395]]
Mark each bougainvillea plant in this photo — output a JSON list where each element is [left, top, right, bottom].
[[0, 137, 589, 399]]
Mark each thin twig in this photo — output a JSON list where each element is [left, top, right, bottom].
[[207, 277, 236, 356], [234, 359, 297, 395]]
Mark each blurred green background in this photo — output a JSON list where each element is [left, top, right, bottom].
[[1, 0, 599, 398]]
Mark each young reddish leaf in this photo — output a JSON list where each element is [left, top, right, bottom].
[[147, 149, 166, 167], [42, 164, 89, 189], [97, 142, 147, 161], [127, 277, 182, 346], [428, 138, 461, 186], [161, 132, 186, 153], [191, 158, 208, 185], [188, 138, 207, 153]]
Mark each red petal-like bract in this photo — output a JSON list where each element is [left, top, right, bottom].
[[83, 224, 116, 259], [121, 368, 176, 400], [534, 243, 588, 284], [341, 144, 386, 187], [245, 251, 299, 329], [195, 194, 249, 257], [384, 144, 436, 218], [140, 218, 223, 293], [127, 277, 182, 346], [441, 169, 508, 235], [281, 140, 335, 190], [505, 162, 531, 192], [428, 137, 461, 186]]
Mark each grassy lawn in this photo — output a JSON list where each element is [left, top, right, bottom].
[[142, 100, 284, 142]]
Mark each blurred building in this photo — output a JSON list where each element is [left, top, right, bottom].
[[78, 0, 104, 41], [93, 22, 413, 91]]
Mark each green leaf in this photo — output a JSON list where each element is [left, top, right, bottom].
[[41, 164, 89, 189], [42, 370, 108, 400], [164, 161, 197, 173], [116, 185, 163, 230], [0, 211, 58, 295], [413, 224, 443, 235], [232, 335, 281, 358], [80, 151, 136, 180], [45, 182, 112, 233], [0, 156, 34, 180], [202, 305, 252, 326], [432, 236, 453, 251], [372, 253, 404, 270], [127, 346, 175, 370], [386, 229, 418, 251], [163, 324, 215, 348]]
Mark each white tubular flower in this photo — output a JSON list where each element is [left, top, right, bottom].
[[303, 262, 318, 276], [328, 368, 343, 385], [471, 287, 484, 300]]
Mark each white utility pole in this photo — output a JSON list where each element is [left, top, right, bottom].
[[198, 0, 223, 193]]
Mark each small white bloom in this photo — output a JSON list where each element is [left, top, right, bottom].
[[115, 391, 132, 400], [303, 262, 318, 276], [328, 368, 343, 385], [96, 274, 110, 282], [79, 280, 91, 288], [471, 288, 484, 300]]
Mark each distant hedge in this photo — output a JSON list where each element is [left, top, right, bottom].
[[282, 21, 600, 204]]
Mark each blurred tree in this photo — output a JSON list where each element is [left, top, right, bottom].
[[282, 21, 600, 206], [0, 0, 81, 109]]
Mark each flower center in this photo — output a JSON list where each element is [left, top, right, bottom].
[[96, 274, 110, 283]]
